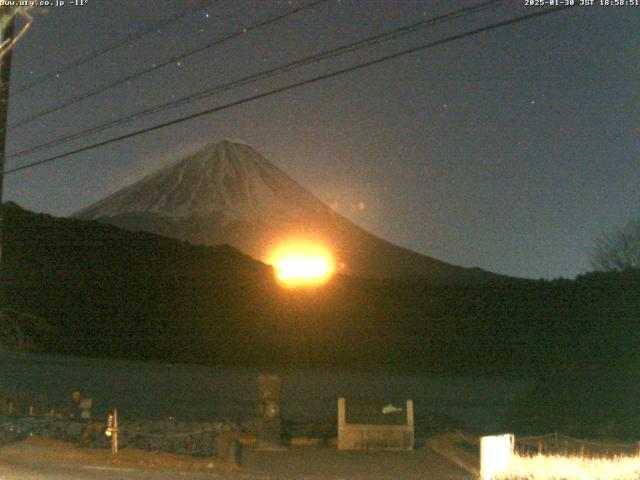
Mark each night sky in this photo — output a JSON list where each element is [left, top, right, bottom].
[[4, 0, 639, 279]]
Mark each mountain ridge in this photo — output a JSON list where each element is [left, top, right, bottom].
[[4, 203, 640, 438], [75, 140, 505, 282], [76, 141, 332, 222]]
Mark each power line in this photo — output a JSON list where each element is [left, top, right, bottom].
[[7, 0, 330, 131], [8, 0, 506, 160], [3, 5, 574, 177], [8, 0, 214, 97]]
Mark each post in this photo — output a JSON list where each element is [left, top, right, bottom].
[[107, 409, 119, 453], [111, 409, 118, 453], [406, 400, 414, 430], [337, 397, 346, 450], [0, 10, 14, 279], [406, 399, 414, 450], [338, 397, 346, 428], [256, 375, 282, 449]]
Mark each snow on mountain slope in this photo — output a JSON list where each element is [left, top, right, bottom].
[[77, 141, 332, 223], [75, 141, 501, 282]]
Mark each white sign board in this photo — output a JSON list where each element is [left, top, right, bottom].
[[480, 434, 514, 480]]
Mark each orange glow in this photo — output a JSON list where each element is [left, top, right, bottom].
[[268, 242, 334, 287]]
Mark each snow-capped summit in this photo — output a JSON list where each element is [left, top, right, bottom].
[[76, 141, 332, 223], [76, 141, 499, 282]]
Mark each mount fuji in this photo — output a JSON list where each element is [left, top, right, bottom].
[[75, 140, 498, 282]]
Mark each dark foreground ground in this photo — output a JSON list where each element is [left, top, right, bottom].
[[0, 437, 473, 480]]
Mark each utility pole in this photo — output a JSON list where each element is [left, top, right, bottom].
[[0, 9, 14, 301]]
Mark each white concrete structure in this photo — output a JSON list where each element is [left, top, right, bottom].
[[337, 397, 414, 450], [480, 434, 514, 479]]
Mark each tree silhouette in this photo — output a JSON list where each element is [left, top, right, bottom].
[[592, 219, 640, 271]]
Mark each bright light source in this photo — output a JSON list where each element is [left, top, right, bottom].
[[481, 434, 514, 480], [275, 255, 331, 281], [269, 242, 334, 287]]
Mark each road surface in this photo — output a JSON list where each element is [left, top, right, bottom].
[[0, 437, 474, 479]]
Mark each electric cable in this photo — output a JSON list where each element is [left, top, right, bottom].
[[9, 0, 215, 96], [7, 0, 506, 160], [7, 0, 330, 131], [3, 5, 574, 177]]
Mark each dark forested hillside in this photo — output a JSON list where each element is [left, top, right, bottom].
[[2, 203, 639, 378]]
